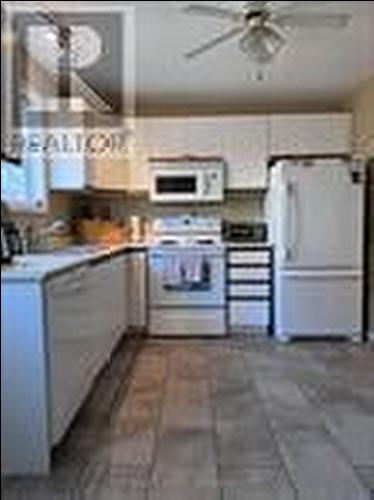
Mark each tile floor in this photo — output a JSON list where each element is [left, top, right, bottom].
[[2, 336, 374, 500]]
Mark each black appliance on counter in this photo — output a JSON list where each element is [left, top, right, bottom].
[[223, 222, 268, 244], [1, 226, 12, 265], [1, 222, 23, 265]]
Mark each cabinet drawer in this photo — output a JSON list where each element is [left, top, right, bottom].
[[229, 302, 270, 327], [229, 250, 270, 266], [229, 267, 270, 281], [229, 283, 270, 298]]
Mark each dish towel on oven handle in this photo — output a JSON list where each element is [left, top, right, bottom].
[[182, 254, 205, 285], [162, 254, 207, 289], [163, 254, 183, 288]]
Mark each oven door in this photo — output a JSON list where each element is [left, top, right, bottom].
[[149, 169, 201, 203], [149, 247, 225, 307]]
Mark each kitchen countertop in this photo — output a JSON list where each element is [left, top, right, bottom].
[[1, 241, 272, 283], [1, 242, 147, 284]]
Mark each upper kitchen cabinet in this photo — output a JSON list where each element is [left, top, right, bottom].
[[269, 113, 352, 156], [129, 112, 352, 194], [146, 117, 187, 157], [90, 155, 130, 191], [50, 109, 131, 192], [49, 110, 92, 191], [186, 117, 223, 156], [131, 116, 269, 192], [130, 117, 187, 191], [220, 116, 270, 190], [88, 121, 132, 192], [186, 116, 269, 190], [130, 118, 151, 191]]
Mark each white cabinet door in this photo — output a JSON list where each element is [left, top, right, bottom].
[[186, 116, 269, 189], [187, 117, 223, 156], [146, 117, 187, 157], [86, 254, 128, 376], [90, 255, 127, 359], [49, 145, 89, 191], [269, 113, 352, 155], [88, 122, 133, 191], [90, 154, 130, 191], [221, 116, 269, 190], [131, 117, 187, 191], [46, 266, 94, 444], [130, 118, 152, 191], [49, 111, 91, 191], [127, 251, 147, 331], [89, 259, 116, 363]]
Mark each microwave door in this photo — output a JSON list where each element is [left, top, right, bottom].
[[151, 171, 200, 203]]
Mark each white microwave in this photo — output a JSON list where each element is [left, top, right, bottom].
[[149, 158, 225, 204]]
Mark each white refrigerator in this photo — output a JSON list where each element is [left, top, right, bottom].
[[268, 158, 364, 341]]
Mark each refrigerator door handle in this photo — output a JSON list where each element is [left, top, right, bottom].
[[291, 181, 301, 262], [281, 183, 290, 262], [283, 181, 298, 263]]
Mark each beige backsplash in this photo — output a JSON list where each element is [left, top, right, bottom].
[[72, 190, 266, 226], [5, 190, 266, 249]]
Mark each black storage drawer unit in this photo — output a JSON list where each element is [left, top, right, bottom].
[[227, 246, 274, 335]]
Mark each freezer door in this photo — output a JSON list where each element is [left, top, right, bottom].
[[275, 271, 363, 340], [272, 160, 364, 270]]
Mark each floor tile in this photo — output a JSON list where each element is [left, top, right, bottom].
[[148, 485, 220, 500], [2, 336, 373, 500], [151, 427, 218, 488], [221, 466, 296, 500]]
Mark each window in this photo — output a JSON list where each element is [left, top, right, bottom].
[[1, 112, 49, 213], [1, 158, 28, 208], [1, 147, 48, 213]]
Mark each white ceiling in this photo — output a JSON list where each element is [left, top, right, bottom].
[[8, 1, 374, 112]]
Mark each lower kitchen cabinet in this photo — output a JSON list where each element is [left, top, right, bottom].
[[227, 247, 273, 334], [1, 250, 130, 475], [89, 254, 128, 364], [47, 254, 129, 446], [47, 266, 95, 445]]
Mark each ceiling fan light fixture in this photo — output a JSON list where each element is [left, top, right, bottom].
[[239, 24, 286, 64]]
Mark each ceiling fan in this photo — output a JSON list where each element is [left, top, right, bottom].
[[183, 1, 351, 69]]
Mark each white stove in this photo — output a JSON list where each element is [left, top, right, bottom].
[[148, 216, 226, 337]]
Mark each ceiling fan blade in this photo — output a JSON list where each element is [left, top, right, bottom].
[[273, 12, 351, 29], [183, 4, 244, 23], [184, 26, 244, 60]]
